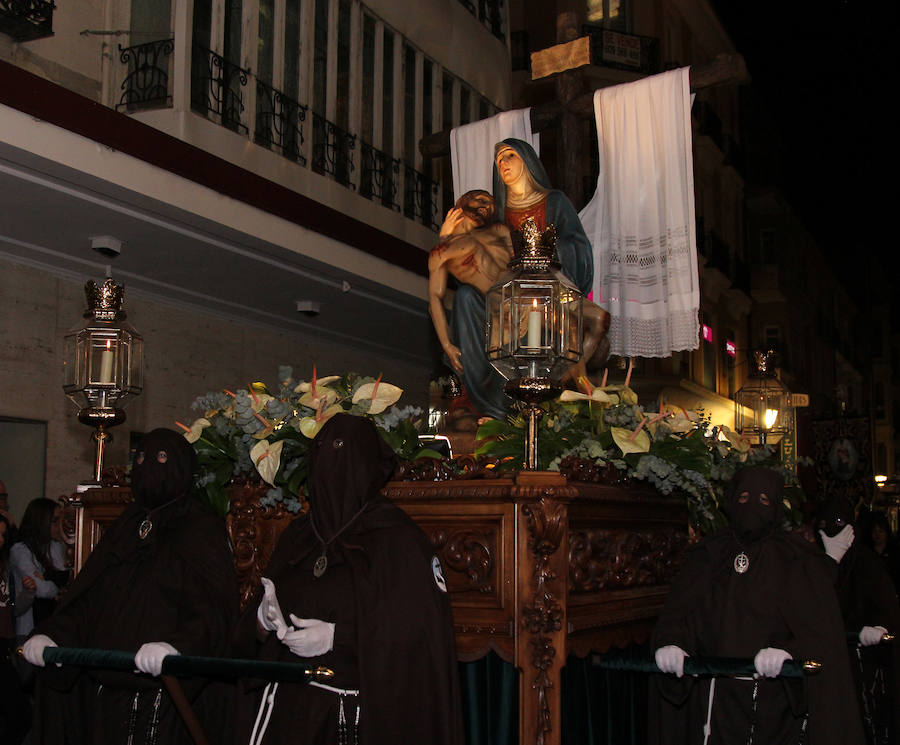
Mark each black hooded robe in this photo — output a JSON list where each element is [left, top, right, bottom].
[[650, 467, 865, 745], [31, 429, 239, 745], [235, 413, 464, 745]]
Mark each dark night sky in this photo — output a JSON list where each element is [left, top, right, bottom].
[[712, 1, 896, 304]]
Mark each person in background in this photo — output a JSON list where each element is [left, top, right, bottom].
[[651, 466, 865, 745], [866, 511, 900, 594], [0, 480, 16, 534], [10, 498, 66, 638], [817, 497, 900, 745], [0, 512, 33, 743]]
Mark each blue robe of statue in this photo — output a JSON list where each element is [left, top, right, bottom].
[[450, 138, 593, 420]]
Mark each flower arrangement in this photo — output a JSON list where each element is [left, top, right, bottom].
[[177, 366, 441, 516], [474, 380, 805, 534]]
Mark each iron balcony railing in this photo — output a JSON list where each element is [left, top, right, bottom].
[[403, 165, 440, 231], [116, 39, 175, 112], [456, 0, 504, 40], [255, 80, 308, 166], [191, 44, 249, 134], [0, 0, 54, 42], [311, 113, 356, 189], [359, 142, 401, 211]]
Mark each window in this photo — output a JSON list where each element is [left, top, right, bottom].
[[585, 0, 628, 31]]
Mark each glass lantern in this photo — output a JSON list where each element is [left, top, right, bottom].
[[63, 278, 143, 484], [734, 350, 792, 446], [485, 218, 584, 469], [486, 220, 583, 384]]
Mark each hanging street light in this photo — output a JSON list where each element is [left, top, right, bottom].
[[63, 277, 143, 485], [485, 218, 584, 469], [734, 349, 793, 447]]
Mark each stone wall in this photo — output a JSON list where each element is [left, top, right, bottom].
[[0, 259, 431, 514]]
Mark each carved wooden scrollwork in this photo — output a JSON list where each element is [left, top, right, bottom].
[[521, 497, 567, 745], [226, 478, 298, 611], [569, 528, 688, 593], [429, 528, 495, 593]]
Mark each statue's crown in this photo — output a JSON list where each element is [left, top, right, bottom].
[[85, 278, 126, 321], [509, 217, 558, 270]]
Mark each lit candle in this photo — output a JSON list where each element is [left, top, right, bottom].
[[526, 299, 541, 348], [99, 340, 114, 384]]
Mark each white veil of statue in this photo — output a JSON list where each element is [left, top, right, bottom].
[[579, 67, 700, 358]]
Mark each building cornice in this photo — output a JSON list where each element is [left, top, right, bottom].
[[0, 58, 428, 278]]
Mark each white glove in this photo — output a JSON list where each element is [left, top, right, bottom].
[[859, 625, 888, 647], [135, 642, 179, 677], [819, 524, 854, 563], [655, 645, 687, 678], [754, 647, 792, 678], [257, 577, 290, 639], [281, 614, 335, 658], [22, 634, 57, 667]]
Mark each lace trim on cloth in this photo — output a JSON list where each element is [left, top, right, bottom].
[[607, 309, 699, 358]]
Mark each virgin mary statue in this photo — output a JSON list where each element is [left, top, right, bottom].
[[449, 138, 595, 420]]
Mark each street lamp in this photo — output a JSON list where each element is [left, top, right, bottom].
[[734, 350, 792, 446], [485, 217, 583, 469], [63, 277, 143, 485]]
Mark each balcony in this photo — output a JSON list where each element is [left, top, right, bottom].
[[456, 0, 504, 40], [311, 113, 356, 189], [190, 44, 249, 134], [359, 142, 401, 212], [254, 80, 307, 166], [403, 165, 440, 231], [0, 0, 54, 42], [116, 39, 175, 112]]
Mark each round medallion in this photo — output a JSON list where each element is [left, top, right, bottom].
[[733, 552, 750, 574], [139, 519, 153, 540], [313, 553, 328, 578]]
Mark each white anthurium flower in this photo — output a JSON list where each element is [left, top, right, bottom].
[[246, 391, 274, 413], [298, 404, 344, 439], [298, 386, 340, 411], [664, 407, 695, 433], [721, 425, 752, 454], [559, 388, 618, 405], [611, 426, 651, 455], [178, 418, 210, 443], [353, 381, 403, 415], [294, 375, 341, 394], [250, 439, 284, 486]]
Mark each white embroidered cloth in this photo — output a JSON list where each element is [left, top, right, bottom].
[[450, 108, 539, 200], [578, 67, 699, 357]]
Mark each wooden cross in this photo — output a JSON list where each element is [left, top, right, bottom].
[[419, 12, 748, 209]]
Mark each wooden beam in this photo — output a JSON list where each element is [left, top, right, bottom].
[[418, 53, 749, 159]]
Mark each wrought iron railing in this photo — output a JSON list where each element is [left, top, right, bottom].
[[255, 80, 308, 166], [403, 165, 440, 230], [359, 142, 400, 211], [190, 44, 249, 134], [456, 0, 504, 40], [311, 113, 356, 189], [116, 39, 175, 112], [0, 0, 54, 42]]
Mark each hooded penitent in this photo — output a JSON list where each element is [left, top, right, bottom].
[[32, 427, 238, 745], [815, 494, 900, 741], [235, 413, 463, 745], [725, 465, 784, 544], [649, 466, 866, 745], [130, 427, 197, 508]]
